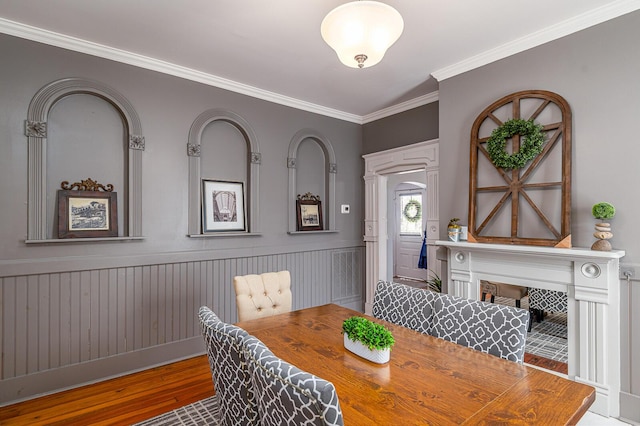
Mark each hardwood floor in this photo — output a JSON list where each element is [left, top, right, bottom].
[[0, 337, 566, 425], [0, 355, 214, 426], [524, 352, 568, 374]]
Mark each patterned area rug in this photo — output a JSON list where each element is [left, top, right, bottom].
[[134, 395, 219, 426]]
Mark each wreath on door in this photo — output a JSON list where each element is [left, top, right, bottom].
[[402, 200, 422, 222]]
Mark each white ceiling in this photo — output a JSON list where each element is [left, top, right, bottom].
[[1, 0, 639, 123]]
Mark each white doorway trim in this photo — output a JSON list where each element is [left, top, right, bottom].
[[362, 139, 439, 314]]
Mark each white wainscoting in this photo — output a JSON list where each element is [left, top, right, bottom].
[[0, 246, 364, 405], [620, 269, 640, 424]]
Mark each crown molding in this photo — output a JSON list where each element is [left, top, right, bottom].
[[432, 0, 640, 82], [362, 91, 439, 124], [0, 17, 364, 124], [6, 1, 631, 125]]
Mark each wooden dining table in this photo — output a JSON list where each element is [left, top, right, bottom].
[[236, 303, 595, 425]]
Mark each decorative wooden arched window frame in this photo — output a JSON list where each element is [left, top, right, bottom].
[[187, 109, 261, 236], [25, 78, 145, 242], [468, 90, 572, 247], [287, 129, 337, 233]]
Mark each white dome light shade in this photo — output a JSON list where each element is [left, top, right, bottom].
[[321, 1, 404, 69]]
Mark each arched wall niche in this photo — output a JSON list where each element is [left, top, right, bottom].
[[25, 77, 145, 242], [47, 95, 126, 238], [187, 109, 260, 236], [287, 129, 337, 233]]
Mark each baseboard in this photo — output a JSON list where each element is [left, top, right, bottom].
[[335, 296, 363, 312], [620, 391, 640, 424], [0, 336, 205, 406]]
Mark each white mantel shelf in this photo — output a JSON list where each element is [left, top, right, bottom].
[[436, 239, 625, 418], [437, 240, 625, 260]]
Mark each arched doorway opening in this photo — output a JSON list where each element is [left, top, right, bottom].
[[362, 139, 439, 314]]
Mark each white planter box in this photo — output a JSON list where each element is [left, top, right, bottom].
[[343, 334, 390, 364]]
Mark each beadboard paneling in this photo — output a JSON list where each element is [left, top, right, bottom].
[[0, 246, 364, 404], [620, 273, 640, 423], [621, 275, 640, 393]]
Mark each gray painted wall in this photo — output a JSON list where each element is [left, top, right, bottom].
[[0, 34, 365, 404], [362, 102, 439, 155], [0, 34, 364, 259], [438, 11, 640, 422]]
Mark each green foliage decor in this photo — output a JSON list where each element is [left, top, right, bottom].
[[424, 269, 442, 293], [342, 316, 395, 351], [592, 202, 616, 220], [402, 199, 422, 223], [486, 119, 546, 170]]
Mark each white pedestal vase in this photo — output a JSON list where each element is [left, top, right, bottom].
[[343, 334, 390, 364]]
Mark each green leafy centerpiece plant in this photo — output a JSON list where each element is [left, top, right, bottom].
[[591, 202, 615, 251], [342, 316, 394, 364]]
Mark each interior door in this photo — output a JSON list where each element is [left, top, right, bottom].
[[394, 190, 427, 280]]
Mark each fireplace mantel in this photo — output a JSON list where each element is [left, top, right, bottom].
[[437, 240, 625, 417]]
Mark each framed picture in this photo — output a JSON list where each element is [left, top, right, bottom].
[[296, 194, 323, 231], [58, 190, 118, 238], [202, 179, 246, 232]]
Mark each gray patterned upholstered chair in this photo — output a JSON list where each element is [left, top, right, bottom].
[[372, 280, 438, 335], [430, 294, 530, 363], [244, 336, 344, 426], [198, 306, 260, 426]]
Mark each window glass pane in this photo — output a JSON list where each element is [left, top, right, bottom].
[[400, 193, 423, 235]]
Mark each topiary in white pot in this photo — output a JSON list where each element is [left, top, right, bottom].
[[342, 316, 394, 364]]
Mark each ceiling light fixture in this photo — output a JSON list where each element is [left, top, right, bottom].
[[321, 1, 404, 69]]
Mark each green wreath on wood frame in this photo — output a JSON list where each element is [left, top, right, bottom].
[[486, 119, 545, 170], [403, 200, 422, 223]]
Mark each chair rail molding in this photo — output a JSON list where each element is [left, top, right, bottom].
[[437, 240, 625, 418], [25, 77, 145, 241], [362, 139, 439, 314]]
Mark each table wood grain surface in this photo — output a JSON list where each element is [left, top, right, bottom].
[[236, 304, 594, 425]]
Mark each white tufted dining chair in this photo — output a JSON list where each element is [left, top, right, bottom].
[[233, 270, 292, 322]]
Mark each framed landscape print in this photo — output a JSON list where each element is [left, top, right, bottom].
[[202, 179, 246, 232], [296, 193, 323, 231], [58, 190, 118, 238]]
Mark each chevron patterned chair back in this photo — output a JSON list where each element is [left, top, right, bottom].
[[198, 306, 260, 426], [244, 335, 344, 426], [431, 293, 530, 363], [372, 280, 437, 336]]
